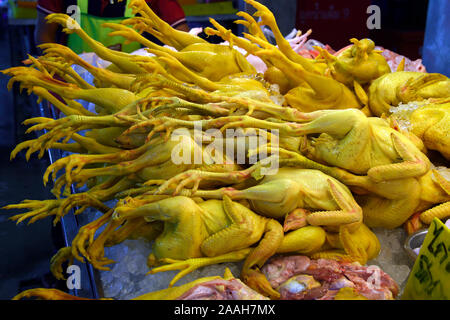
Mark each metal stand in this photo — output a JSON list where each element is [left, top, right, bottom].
[[37, 101, 101, 299]]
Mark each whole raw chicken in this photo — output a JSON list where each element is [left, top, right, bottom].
[[369, 71, 450, 116]]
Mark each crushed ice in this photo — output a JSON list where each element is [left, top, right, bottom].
[[389, 101, 422, 131], [368, 227, 414, 297], [98, 238, 243, 300]]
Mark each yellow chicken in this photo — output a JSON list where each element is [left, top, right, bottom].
[[204, 1, 365, 113], [156, 166, 363, 231], [277, 150, 449, 230], [42, 0, 256, 82], [108, 192, 379, 298], [111, 195, 285, 298], [316, 38, 391, 86], [154, 164, 379, 265], [408, 100, 450, 160], [368, 71, 450, 116], [206, 108, 431, 177]]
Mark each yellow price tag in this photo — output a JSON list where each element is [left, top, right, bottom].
[[402, 218, 450, 300]]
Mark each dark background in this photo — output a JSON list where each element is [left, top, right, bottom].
[[295, 0, 429, 60]]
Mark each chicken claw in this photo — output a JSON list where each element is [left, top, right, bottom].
[[46, 13, 81, 33], [148, 249, 251, 287], [50, 246, 74, 280], [71, 210, 114, 266], [13, 288, 94, 300], [154, 167, 252, 196], [242, 268, 280, 299], [3, 199, 62, 225]]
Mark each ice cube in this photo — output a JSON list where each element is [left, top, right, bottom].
[[368, 227, 414, 294], [103, 280, 122, 298]]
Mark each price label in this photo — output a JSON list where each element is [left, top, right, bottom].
[[402, 218, 450, 300]]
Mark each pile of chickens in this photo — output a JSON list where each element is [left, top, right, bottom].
[[2, 0, 450, 300]]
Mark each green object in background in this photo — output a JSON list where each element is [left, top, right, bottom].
[[8, 0, 37, 19], [402, 218, 450, 300], [182, 1, 237, 16], [67, 0, 141, 54]]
